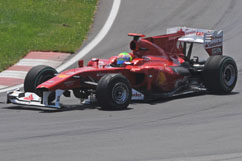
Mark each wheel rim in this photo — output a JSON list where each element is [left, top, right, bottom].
[[112, 82, 129, 104], [223, 64, 236, 87]]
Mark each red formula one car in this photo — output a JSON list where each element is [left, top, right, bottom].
[[7, 27, 238, 110]]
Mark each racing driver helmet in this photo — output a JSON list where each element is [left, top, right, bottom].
[[116, 52, 133, 66]]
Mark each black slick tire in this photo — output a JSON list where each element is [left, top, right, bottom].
[[96, 74, 132, 110], [24, 65, 57, 101], [202, 55, 237, 94]]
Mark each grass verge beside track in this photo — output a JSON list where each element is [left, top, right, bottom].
[[0, 0, 98, 71]]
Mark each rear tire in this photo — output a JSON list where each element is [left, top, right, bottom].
[[24, 65, 57, 101], [96, 74, 132, 110], [202, 55, 237, 93]]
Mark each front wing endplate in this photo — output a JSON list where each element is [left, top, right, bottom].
[[7, 90, 64, 108]]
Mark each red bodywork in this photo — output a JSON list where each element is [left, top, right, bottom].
[[37, 31, 189, 94]]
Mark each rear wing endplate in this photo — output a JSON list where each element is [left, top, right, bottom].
[[167, 27, 223, 55]]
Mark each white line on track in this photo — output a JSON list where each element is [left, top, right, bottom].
[[57, 0, 121, 72], [0, 0, 121, 93]]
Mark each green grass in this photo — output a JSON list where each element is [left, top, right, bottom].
[[0, 0, 98, 71]]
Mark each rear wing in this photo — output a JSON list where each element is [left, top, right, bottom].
[[167, 27, 223, 56]]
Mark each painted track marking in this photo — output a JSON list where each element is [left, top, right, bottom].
[[57, 0, 121, 72], [0, 0, 121, 93]]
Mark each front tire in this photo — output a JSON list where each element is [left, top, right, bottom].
[[24, 65, 57, 101], [202, 55, 237, 93], [96, 74, 132, 110]]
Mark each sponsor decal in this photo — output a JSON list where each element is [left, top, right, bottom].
[[58, 74, 69, 78], [205, 39, 222, 48], [132, 92, 142, 97], [44, 80, 55, 85], [24, 94, 33, 101], [64, 80, 75, 86], [66, 72, 76, 75], [196, 32, 204, 36], [97, 73, 108, 77], [212, 47, 222, 55], [131, 89, 144, 100], [204, 31, 223, 49], [22, 93, 40, 101], [157, 72, 166, 86]]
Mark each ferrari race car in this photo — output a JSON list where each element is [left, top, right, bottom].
[[7, 27, 238, 110]]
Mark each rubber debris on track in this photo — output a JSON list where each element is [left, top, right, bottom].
[[0, 51, 70, 89]]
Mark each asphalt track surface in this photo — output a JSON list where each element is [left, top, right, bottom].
[[1, 0, 242, 160]]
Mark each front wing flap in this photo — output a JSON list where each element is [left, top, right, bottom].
[[7, 90, 64, 108]]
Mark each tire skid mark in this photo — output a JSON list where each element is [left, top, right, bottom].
[[1, 101, 232, 143], [184, 0, 211, 21], [143, 0, 196, 33], [213, 0, 236, 28]]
